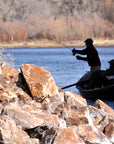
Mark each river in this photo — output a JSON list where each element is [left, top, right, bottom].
[[2, 46, 114, 108]]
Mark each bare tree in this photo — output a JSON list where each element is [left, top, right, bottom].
[[99, 0, 114, 23], [0, 0, 14, 21]]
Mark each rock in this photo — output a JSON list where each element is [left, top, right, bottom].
[[24, 100, 42, 109], [57, 85, 65, 97], [25, 125, 50, 140], [54, 127, 84, 144], [77, 125, 112, 144], [62, 107, 89, 126], [103, 122, 114, 143], [25, 125, 57, 144], [0, 103, 3, 113], [0, 115, 40, 144], [88, 106, 108, 131], [82, 105, 114, 143], [47, 91, 87, 118], [64, 91, 87, 109], [20, 64, 62, 103], [0, 75, 31, 103], [13, 86, 32, 102], [41, 91, 87, 116], [0, 63, 114, 143], [16, 72, 32, 97], [52, 102, 66, 117], [94, 99, 114, 117], [2, 102, 66, 129], [94, 99, 114, 124], [0, 62, 6, 74], [41, 86, 65, 114], [42, 127, 57, 144], [1, 65, 19, 83], [41, 101, 63, 114]]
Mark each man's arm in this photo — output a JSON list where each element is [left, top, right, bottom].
[[72, 48, 87, 55], [76, 55, 87, 61]]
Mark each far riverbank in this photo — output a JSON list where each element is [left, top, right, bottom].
[[0, 39, 114, 48]]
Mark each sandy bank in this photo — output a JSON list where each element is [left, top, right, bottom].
[[0, 39, 114, 48]]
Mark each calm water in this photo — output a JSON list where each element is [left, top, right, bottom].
[[2, 46, 114, 108]]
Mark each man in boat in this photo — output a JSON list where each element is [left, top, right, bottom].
[[72, 38, 101, 74], [105, 59, 114, 84]]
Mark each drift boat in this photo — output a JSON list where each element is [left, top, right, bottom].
[[62, 59, 114, 100], [76, 77, 114, 100], [76, 60, 114, 100]]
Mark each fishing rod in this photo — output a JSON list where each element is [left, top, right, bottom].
[[55, 40, 71, 49], [54, 38, 79, 89], [54, 39, 76, 56], [53, 37, 73, 49]]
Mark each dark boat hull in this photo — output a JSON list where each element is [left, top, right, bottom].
[[76, 84, 114, 100]]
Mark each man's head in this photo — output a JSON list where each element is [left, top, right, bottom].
[[84, 38, 93, 46], [108, 59, 114, 69]]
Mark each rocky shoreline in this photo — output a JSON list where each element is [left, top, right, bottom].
[[0, 39, 114, 48], [0, 62, 114, 144]]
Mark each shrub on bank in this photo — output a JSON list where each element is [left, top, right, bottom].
[[0, 14, 113, 43]]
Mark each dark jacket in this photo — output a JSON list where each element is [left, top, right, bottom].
[[76, 45, 101, 66]]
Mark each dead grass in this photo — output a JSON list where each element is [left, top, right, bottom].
[[0, 39, 114, 48]]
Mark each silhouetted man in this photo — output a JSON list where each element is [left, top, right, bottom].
[[72, 38, 101, 74]]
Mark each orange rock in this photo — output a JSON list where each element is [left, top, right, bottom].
[[63, 107, 89, 126], [0, 75, 31, 103], [94, 99, 114, 116], [94, 99, 114, 122], [3, 102, 66, 129], [64, 91, 87, 109], [77, 125, 111, 143], [54, 127, 84, 144], [87, 105, 112, 135], [1, 65, 19, 83], [20, 64, 61, 102], [0, 115, 40, 144], [104, 123, 114, 143], [0, 63, 113, 143]]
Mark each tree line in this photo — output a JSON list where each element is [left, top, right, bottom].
[[0, 0, 113, 42]]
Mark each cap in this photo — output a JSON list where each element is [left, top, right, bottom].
[[84, 38, 93, 44], [108, 59, 114, 65]]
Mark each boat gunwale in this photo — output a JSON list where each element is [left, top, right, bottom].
[[76, 84, 114, 93]]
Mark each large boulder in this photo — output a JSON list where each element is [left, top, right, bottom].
[[20, 64, 63, 103]]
